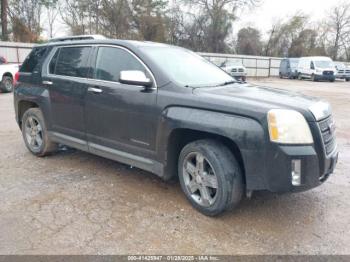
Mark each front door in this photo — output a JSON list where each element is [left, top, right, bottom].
[[85, 46, 158, 160]]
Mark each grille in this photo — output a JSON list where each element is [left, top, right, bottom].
[[231, 69, 237, 73], [323, 71, 334, 76], [238, 68, 244, 72], [346, 70, 350, 74], [338, 70, 344, 73], [318, 116, 336, 155]]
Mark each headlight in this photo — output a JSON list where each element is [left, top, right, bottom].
[[267, 109, 313, 144]]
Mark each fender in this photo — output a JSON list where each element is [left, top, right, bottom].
[[14, 85, 53, 130], [157, 106, 269, 190]]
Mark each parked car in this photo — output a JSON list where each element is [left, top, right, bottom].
[[220, 60, 247, 81], [0, 57, 19, 93], [0, 56, 7, 64], [279, 58, 299, 79], [14, 36, 338, 216], [297, 56, 336, 82], [334, 62, 350, 82]]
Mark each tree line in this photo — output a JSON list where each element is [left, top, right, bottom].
[[0, 0, 349, 61]]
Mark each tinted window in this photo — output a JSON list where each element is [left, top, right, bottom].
[[49, 49, 60, 74], [54, 47, 91, 77], [94, 47, 145, 82], [20, 47, 48, 73]]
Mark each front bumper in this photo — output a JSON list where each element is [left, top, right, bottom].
[[263, 144, 338, 193], [314, 74, 335, 81]]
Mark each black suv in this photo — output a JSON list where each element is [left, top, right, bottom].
[[14, 36, 338, 216]]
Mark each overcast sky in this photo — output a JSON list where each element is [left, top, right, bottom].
[[235, 0, 344, 38]]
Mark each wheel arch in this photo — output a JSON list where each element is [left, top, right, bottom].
[[2, 72, 13, 79], [165, 128, 246, 185], [17, 100, 39, 129]]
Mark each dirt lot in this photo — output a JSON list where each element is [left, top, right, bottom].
[[0, 78, 349, 255]]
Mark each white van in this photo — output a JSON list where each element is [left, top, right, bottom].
[[297, 56, 336, 82]]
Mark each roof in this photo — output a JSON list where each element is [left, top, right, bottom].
[[37, 36, 173, 50]]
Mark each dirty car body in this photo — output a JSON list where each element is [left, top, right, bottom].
[[14, 38, 338, 216]]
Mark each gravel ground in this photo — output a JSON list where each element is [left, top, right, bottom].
[[0, 78, 349, 255]]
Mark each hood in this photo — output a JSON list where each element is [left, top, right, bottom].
[[193, 83, 323, 122], [317, 67, 336, 72]]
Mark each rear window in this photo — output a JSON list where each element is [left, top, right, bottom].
[[20, 47, 48, 73], [52, 46, 91, 78]]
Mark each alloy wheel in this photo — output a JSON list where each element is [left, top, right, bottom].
[[24, 116, 43, 151], [182, 152, 218, 207]]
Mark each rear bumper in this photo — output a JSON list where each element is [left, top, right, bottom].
[[261, 145, 338, 193]]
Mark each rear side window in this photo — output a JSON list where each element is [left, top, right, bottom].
[[53, 46, 91, 78], [20, 47, 48, 73], [94, 47, 145, 82]]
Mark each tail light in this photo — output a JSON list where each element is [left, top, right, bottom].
[[14, 71, 20, 86]]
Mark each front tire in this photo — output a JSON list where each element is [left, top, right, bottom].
[[22, 108, 58, 156], [0, 76, 13, 93], [178, 139, 243, 216]]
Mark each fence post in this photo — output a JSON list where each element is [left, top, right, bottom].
[[16, 46, 20, 64], [268, 58, 271, 78]]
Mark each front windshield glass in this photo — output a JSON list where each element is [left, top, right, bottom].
[[142, 46, 234, 87], [315, 60, 334, 68], [335, 63, 346, 69], [224, 60, 243, 67]]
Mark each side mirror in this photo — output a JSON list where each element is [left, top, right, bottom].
[[120, 70, 153, 88]]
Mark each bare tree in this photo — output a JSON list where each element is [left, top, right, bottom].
[[183, 0, 260, 52], [42, 0, 60, 38], [8, 0, 43, 42], [236, 26, 262, 55], [327, 1, 350, 60], [1, 0, 9, 41]]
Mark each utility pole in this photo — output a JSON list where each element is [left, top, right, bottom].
[[1, 0, 9, 41]]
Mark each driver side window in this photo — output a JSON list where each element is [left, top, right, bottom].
[[94, 47, 147, 82]]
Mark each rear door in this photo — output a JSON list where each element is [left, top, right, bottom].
[[85, 45, 158, 160], [42, 45, 92, 146]]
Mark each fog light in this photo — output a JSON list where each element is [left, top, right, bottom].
[[291, 159, 301, 186]]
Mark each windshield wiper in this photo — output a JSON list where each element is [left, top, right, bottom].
[[216, 80, 238, 86]]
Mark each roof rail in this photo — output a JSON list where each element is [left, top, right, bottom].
[[48, 35, 107, 43]]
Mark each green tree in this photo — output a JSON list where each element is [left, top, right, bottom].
[[236, 27, 262, 55]]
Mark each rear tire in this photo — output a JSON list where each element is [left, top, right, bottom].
[[298, 73, 303, 80], [22, 108, 58, 156], [311, 74, 317, 82], [346, 78, 350, 82], [0, 76, 13, 93], [178, 139, 243, 216]]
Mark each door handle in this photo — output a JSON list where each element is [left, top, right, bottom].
[[88, 87, 103, 94], [42, 80, 53, 85]]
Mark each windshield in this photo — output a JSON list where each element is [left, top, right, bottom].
[[224, 60, 243, 67], [141, 46, 234, 87], [315, 60, 334, 68], [335, 63, 346, 69]]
